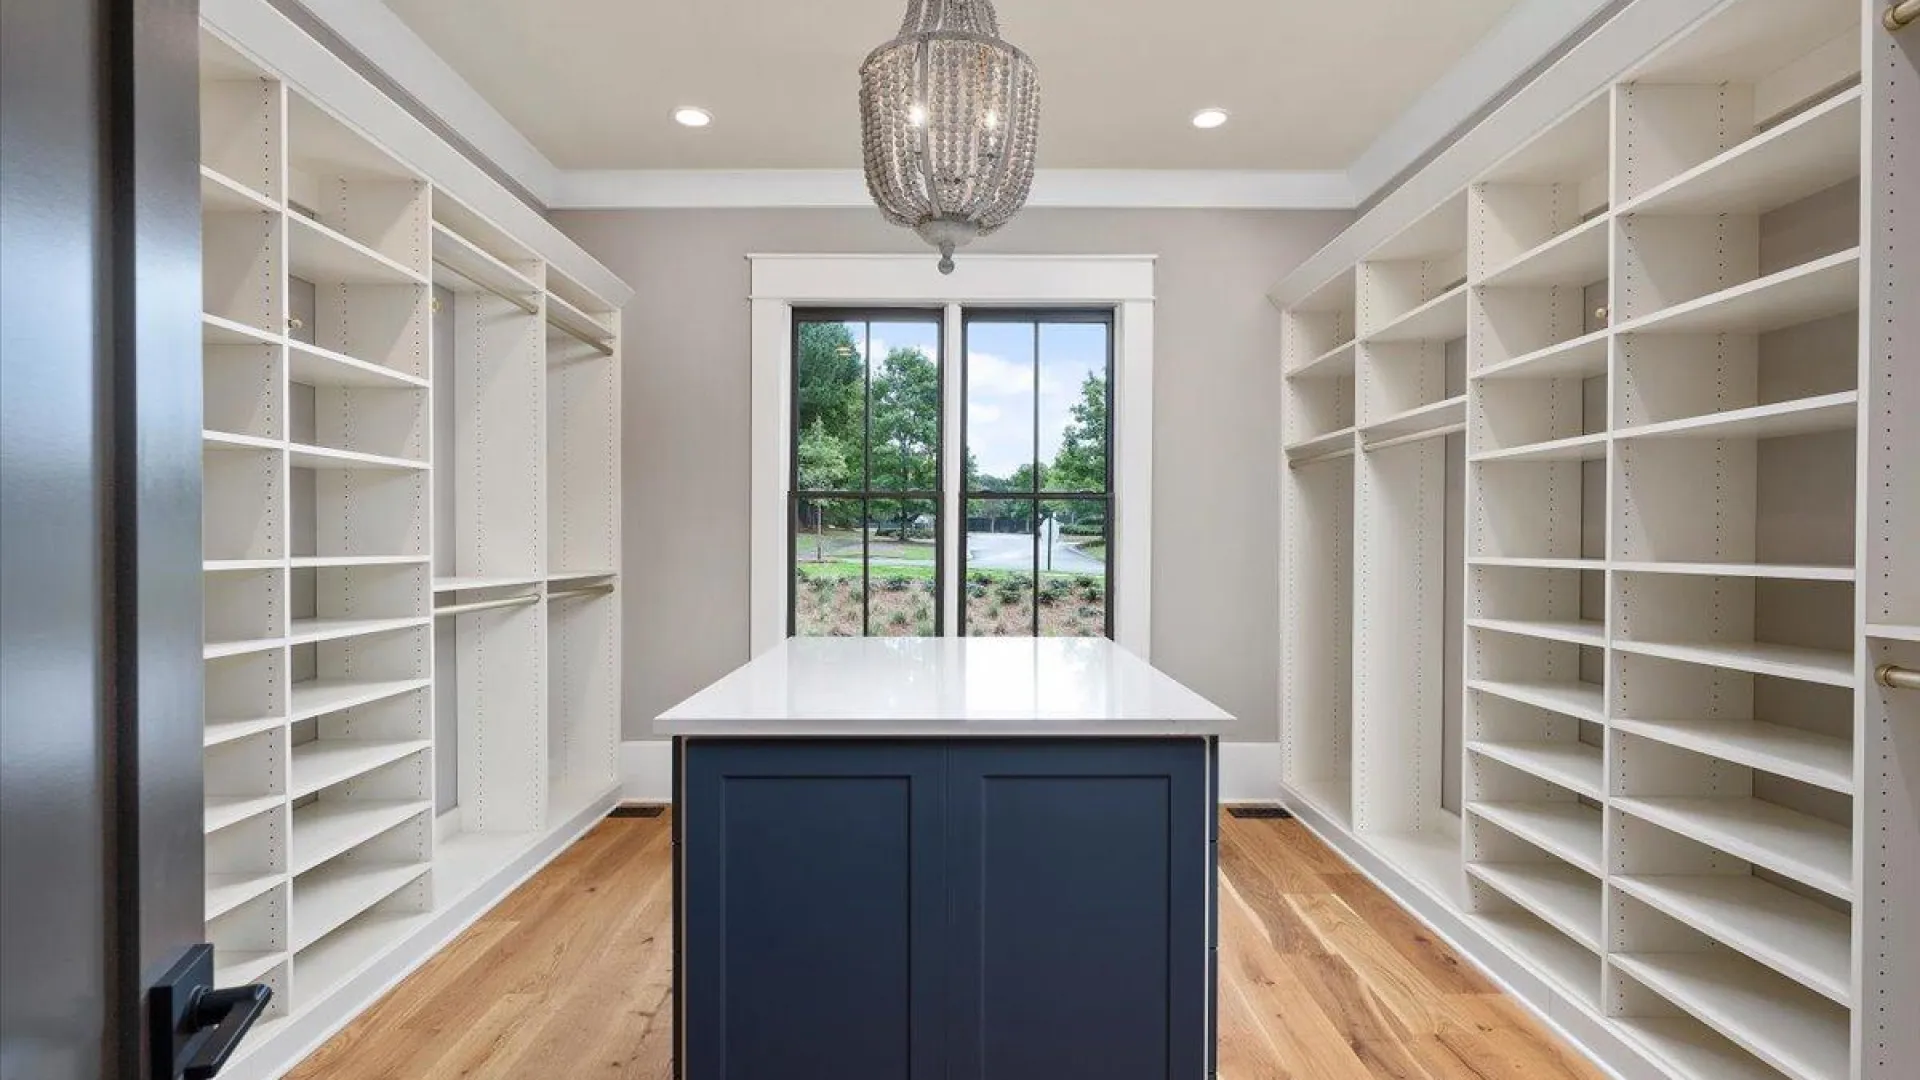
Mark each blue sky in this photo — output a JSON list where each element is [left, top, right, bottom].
[[867, 320, 1106, 480]]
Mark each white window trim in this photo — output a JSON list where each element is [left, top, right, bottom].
[[749, 253, 1156, 657]]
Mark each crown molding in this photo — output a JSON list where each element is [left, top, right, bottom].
[[550, 169, 1354, 210], [286, 0, 562, 202], [1344, 0, 1621, 203], [281, 0, 1630, 212]]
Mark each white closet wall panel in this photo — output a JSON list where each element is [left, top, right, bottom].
[[195, 16, 630, 1076], [1276, 2, 1918, 1078]]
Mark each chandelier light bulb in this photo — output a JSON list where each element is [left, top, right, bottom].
[[860, 0, 1040, 274]]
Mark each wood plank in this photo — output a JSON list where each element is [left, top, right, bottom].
[[289, 813, 1606, 1080]]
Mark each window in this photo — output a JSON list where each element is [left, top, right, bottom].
[[752, 254, 1152, 654], [787, 307, 1114, 640], [962, 312, 1112, 637], [790, 311, 943, 637]]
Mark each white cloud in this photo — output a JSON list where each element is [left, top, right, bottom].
[[969, 403, 1002, 425], [965, 350, 1033, 397]]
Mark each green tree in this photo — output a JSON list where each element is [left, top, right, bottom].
[[796, 419, 851, 561], [796, 321, 864, 456], [1046, 372, 1108, 534], [1049, 371, 1107, 492], [868, 346, 939, 537]]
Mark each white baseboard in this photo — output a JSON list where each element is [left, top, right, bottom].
[[619, 739, 1283, 804]]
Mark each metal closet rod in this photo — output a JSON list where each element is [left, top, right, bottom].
[[431, 256, 540, 315], [549, 583, 615, 602], [435, 592, 540, 617], [1877, 664, 1920, 691], [1889, 0, 1918, 31]]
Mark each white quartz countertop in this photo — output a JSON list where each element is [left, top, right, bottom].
[[655, 637, 1236, 737]]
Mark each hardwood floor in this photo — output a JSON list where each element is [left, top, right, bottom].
[[289, 811, 1608, 1080]]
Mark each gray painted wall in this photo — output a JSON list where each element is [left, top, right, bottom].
[[551, 207, 1351, 742]]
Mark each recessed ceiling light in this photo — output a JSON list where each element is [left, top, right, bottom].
[[673, 107, 713, 128], [1190, 108, 1229, 130]]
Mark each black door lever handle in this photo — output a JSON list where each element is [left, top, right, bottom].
[[150, 944, 273, 1080], [183, 984, 272, 1079]]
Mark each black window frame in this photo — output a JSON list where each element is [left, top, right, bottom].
[[788, 307, 947, 638], [959, 308, 1116, 639]]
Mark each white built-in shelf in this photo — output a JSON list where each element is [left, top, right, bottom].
[[1867, 622, 1920, 643], [205, 715, 285, 748], [1467, 862, 1603, 953], [286, 213, 426, 287], [202, 312, 280, 347], [1468, 677, 1605, 723], [290, 739, 431, 799], [291, 860, 431, 952], [1469, 556, 1603, 571], [205, 559, 282, 573], [1612, 874, 1851, 1005], [1474, 909, 1601, 1009], [203, 429, 281, 453], [1467, 801, 1603, 876], [1471, 431, 1607, 463], [205, 793, 281, 834], [1614, 249, 1860, 337], [200, 164, 278, 214], [1615, 1017, 1798, 1080], [1617, 392, 1859, 442], [434, 575, 545, 592], [1364, 283, 1469, 344], [1612, 560, 1855, 582], [1288, 340, 1355, 380], [292, 908, 418, 1006], [287, 443, 428, 472], [290, 677, 429, 722], [1612, 796, 1852, 900], [547, 569, 617, 584], [1611, 951, 1848, 1080], [289, 555, 427, 570], [1482, 215, 1611, 289], [1621, 88, 1863, 218], [1368, 820, 1467, 908], [1288, 775, 1354, 828], [206, 871, 281, 920], [1360, 395, 1465, 449], [290, 799, 432, 876], [215, 950, 285, 990], [431, 222, 540, 313], [546, 292, 615, 355], [1468, 741, 1605, 799], [287, 615, 430, 647], [1612, 638, 1852, 688], [1468, 616, 1605, 648], [1611, 717, 1851, 794], [1472, 329, 1608, 381], [287, 339, 426, 390], [203, 636, 282, 661], [1284, 426, 1357, 467]]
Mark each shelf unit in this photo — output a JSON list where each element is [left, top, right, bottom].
[[197, 26, 628, 1079], [1275, 2, 1917, 1077]]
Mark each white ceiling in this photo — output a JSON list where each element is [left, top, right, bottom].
[[381, 0, 1525, 172]]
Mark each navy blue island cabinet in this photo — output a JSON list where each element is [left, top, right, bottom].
[[673, 737, 1217, 1080]]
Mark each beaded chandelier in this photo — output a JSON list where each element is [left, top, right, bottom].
[[859, 0, 1040, 274]]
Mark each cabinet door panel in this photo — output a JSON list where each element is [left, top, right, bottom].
[[681, 741, 946, 1080], [946, 739, 1210, 1080]]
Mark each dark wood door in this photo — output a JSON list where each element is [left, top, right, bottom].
[[1, 0, 210, 1076], [945, 739, 1212, 1080]]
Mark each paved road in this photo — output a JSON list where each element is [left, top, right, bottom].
[[966, 531, 1105, 575]]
